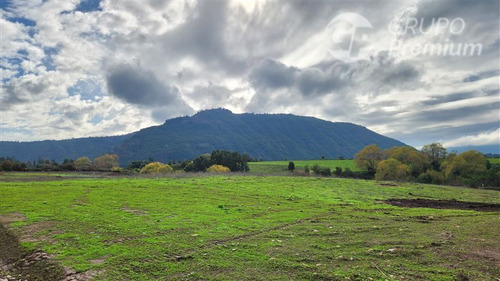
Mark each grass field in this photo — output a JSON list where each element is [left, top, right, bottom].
[[488, 157, 500, 164], [1, 173, 499, 280], [249, 159, 359, 174]]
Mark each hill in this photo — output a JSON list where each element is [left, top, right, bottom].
[[113, 109, 405, 164], [0, 135, 131, 163], [0, 109, 406, 164]]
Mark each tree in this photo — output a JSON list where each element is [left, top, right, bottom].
[[334, 167, 342, 177], [417, 170, 444, 184], [311, 164, 331, 176], [375, 159, 410, 181], [206, 164, 230, 173], [288, 161, 295, 172], [444, 150, 488, 181], [387, 146, 430, 177], [421, 142, 447, 170], [140, 162, 173, 174], [75, 157, 92, 171], [210, 150, 249, 172], [193, 154, 211, 172], [93, 154, 119, 171], [354, 144, 386, 173], [127, 160, 150, 171]]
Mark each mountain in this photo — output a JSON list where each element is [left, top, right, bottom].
[[0, 135, 131, 163], [113, 109, 405, 164], [448, 144, 500, 155], [0, 109, 406, 164]]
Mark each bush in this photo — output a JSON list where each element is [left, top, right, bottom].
[[94, 154, 119, 171], [311, 164, 331, 176], [140, 162, 173, 174], [375, 159, 410, 181], [417, 170, 444, 184], [334, 167, 342, 177], [206, 164, 231, 173], [75, 157, 92, 171]]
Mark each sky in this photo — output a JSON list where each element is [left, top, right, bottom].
[[1, 0, 499, 150]]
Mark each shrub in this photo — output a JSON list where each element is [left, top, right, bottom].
[[140, 162, 173, 174], [375, 159, 410, 181], [206, 164, 230, 173], [94, 154, 119, 171], [417, 170, 444, 184], [334, 167, 342, 177], [444, 150, 487, 181], [311, 164, 331, 176], [75, 157, 93, 171]]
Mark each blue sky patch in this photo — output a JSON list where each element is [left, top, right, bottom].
[[67, 80, 104, 101], [75, 0, 102, 12]]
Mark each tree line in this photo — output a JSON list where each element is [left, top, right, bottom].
[[0, 150, 250, 174], [354, 143, 499, 188]]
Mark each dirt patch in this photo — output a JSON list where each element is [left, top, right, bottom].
[[0, 223, 98, 281], [0, 223, 64, 281], [0, 213, 26, 225], [385, 198, 500, 212], [121, 207, 147, 216], [460, 250, 500, 267]]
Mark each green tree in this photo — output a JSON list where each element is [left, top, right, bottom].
[[421, 142, 447, 170], [388, 146, 430, 177], [444, 150, 488, 182], [75, 157, 92, 171], [375, 159, 410, 181], [193, 154, 211, 172], [94, 154, 119, 171], [417, 170, 444, 184], [354, 144, 386, 173]]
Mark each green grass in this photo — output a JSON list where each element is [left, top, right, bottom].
[[488, 157, 500, 164], [0, 173, 499, 280], [249, 159, 359, 174]]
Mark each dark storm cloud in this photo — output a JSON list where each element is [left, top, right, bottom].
[[248, 59, 297, 90], [246, 51, 421, 112], [106, 64, 193, 119]]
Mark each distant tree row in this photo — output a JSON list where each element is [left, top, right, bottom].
[[0, 154, 119, 172], [354, 143, 499, 188], [0, 150, 249, 174], [135, 150, 246, 174]]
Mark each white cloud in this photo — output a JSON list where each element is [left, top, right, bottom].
[[0, 0, 498, 150], [442, 129, 500, 147]]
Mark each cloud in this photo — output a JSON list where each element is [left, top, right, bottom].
[[106, 64, 193, 121], [246, 52, 421, 114], [442, 129, 500, 147], [0, 0, 498, 151]]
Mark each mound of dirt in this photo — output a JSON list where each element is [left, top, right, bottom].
[[385, 198, 500, 212], [0, 224, 65, 281]]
